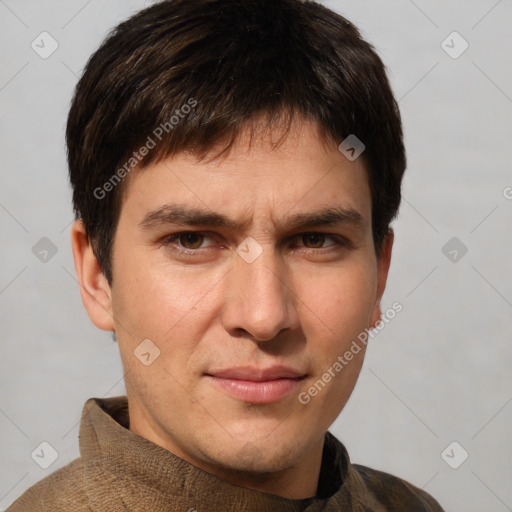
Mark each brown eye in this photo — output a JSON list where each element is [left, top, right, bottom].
[[302, 233, 325, 248], [179, 233, 205, 249]]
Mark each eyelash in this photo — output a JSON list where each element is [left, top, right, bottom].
[[159, 231, 351, 255]]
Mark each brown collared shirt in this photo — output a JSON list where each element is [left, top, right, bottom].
[[7, 396, 444, 511]]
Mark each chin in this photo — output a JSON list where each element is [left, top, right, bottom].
[[206, 436, 306, 475]]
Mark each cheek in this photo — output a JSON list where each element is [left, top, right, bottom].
[[110, 255, 225, 348], [111, 263, 216, 398], [293, 265, 376, 426], [295, 261, 378, 354]]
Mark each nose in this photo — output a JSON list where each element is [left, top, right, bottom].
[[221, 244, 300, 342]]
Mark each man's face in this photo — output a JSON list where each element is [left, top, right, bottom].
[[78, 118, 391, 490]]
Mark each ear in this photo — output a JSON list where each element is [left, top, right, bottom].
[[369, 228, 394, 328], [71, 220, 115, 331]]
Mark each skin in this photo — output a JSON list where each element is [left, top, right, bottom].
[[71, 117, 393, 499]]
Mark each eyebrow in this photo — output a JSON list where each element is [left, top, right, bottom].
[[139, 203, 365, 232]]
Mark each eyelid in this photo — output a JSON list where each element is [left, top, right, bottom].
[[160, 231, 216, 250], [291, 233, 353, 251]]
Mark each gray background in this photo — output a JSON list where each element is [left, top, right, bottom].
[[1, 0, 511, 510]]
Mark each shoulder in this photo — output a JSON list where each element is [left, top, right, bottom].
[[352, 463, 445, 512], [6, 458, 91, 512]]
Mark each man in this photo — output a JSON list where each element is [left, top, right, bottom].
[[8, 0, 444, 510]]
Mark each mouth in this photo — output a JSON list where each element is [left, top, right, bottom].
[[205, 366, 307, 404]]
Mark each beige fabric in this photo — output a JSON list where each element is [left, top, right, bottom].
[[7, 396, 444, 511]]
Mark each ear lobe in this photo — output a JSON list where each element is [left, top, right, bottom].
[[369, 229, 394, 329], [71, 220, 115, 331]]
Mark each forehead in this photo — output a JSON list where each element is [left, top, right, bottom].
[[118, 118, 371, 231]]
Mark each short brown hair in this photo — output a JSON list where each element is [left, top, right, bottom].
[[66, 0, 406, 284]]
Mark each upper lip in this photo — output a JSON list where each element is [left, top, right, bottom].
[[207, 365, 306, 381]]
